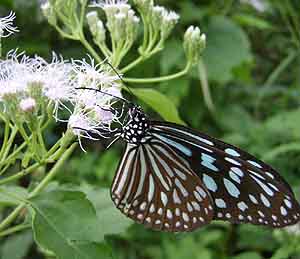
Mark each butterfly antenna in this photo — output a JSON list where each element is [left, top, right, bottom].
[[75, 87, 132, 106], [103, 59, 135, 97]]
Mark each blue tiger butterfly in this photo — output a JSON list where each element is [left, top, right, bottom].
[[75, 86, 300, 232], [109, 105, 300, 232]]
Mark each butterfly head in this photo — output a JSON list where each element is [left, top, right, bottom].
[[121, 105, 150, 144]]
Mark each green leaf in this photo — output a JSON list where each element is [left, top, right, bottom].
[[203, 16, 253, 84], [1, 231, 33, 259], [0, 186, 28, 206], [131, 88, 185, 125], [30, 190, 111, 259], [81, 186, 132, 238], [159, 78, 190, 106]]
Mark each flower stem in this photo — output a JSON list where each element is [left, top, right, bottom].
[[121, 55, 145, 73], [0, 143, 77, 231], [0, 132, 74, 185], [198, 59, 215, 114], [30, 143, 77, 196], [0, 121, 10, 161], [79, 35, 102, 63], [0, 127, 18, 166], [0, 224, 30, 237], [123, 62, 192, 84]]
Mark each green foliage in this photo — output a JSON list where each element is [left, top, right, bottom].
[[1, 231, 33, 259], [203, 16, 253, 83], [30, 190, 115, 259], [1, 0, 300, 259]]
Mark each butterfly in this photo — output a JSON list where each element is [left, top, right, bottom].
[[75, 83, 300, 232], [108, 104, 300, 232]]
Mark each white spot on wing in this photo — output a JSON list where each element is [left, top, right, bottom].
[[247, 160, 262, 168], [161, 192, 168, 206], [225, 157, 241, 166], [280, 206, 287, 216]]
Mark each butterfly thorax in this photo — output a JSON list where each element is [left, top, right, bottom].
[[121, 106, 150, 144]]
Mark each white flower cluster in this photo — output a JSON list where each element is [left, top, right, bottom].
[[0, 51, 123, 141]]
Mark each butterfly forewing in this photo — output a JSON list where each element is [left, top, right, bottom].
[[111, 139, 214, 232], [151, 121, 300, 227]]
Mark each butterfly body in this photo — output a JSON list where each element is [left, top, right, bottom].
[[110, 105, 300, 232], [120, 106, 150, 144]]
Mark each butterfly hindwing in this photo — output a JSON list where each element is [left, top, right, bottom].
[[111, 139, 214, 232], [151, 121, 300, 227]]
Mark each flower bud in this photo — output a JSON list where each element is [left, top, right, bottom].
[[126, 10, 140, 42], [19, 97, 36, 112], [151, 6, 164, 28], [96, 20, 106, 43], [41, 1, 57, 26], [133, 0, 154, 14], [86, 11, 99, 35], [184, 26, 206, 65], [114, 12, 126, 41], [160, 10, 179, 40]]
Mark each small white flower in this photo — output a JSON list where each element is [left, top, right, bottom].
[[94, 106, 114, 123], [41, 54, 74, 107], [0, 11, 19, 37], [72, 56, 121, 89], [68, 108, 114, 151], [19, 97, 36, 112]]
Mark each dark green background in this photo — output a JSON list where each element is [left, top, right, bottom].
[[1, 0, 300, 258]]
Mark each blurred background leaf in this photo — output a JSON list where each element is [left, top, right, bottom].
[[1, 0, 300, 258]]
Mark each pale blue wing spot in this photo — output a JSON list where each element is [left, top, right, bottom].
[[247, 160, 263, 169], [223, 178, 240, 198], [229, 171, 241, 184], [260, 193, 271, 207], [237, 201, 248, 211], [225, 157, 241, 166], [249, 174, 274, 196], [215, 198, 226, 208], [231, 167, 244, 177], [203, 174, 218, 192], [225, 148, 240, 157], [201, 153, 219, 172], [153, 133, 192, 157]]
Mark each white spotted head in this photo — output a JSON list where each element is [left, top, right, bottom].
[[121, 105, 150, 144]]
